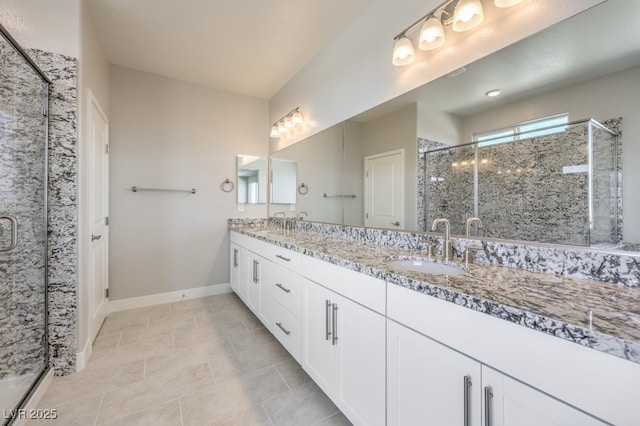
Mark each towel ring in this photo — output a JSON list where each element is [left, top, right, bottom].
[[221, 179, 234, 192], [298, 183, 309, 195]]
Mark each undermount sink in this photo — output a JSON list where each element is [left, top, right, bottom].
[[387, 258, 467, 276]]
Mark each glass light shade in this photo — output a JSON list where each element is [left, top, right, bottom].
[[452, 0, 484, 32], [270, 126, 280, 138], [277, 122, 286, 134], [495, 0, 523, 6], [392, 36, 416, 66], [291, 110, 303, 125], [419, 17, 445, 51], [284, 116, 293, 129]]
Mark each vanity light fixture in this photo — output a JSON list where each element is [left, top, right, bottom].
[[392, 0, 524, 66], [270, 107, 304, 139]]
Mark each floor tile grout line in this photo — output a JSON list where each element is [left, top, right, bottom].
[[273, 365, 292, 392], [207, 360, 217, 385], [311, 410, 342, 426], [93, 392, 106, 426], [179, 398, 185, 426], [261, 401, 277, 426]]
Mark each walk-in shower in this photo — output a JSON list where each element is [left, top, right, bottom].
[[0, 24, 50, 421], [424, 119, 619, 247]]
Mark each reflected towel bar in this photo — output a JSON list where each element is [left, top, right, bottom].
[[323, 193, 356, 199], [132, 186, 196, 194]]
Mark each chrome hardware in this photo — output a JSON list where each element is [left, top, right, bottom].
[[484, 386, 493, 426], [323, 193, 356, 198], [233, 248, 238, 267], [431, 218, 452, 262], [325, 300, 332, 341], [276, 254, 291, 262], [297, 211, 308, 220], [331, 303, 339, 345], [252, 260, 259, 283], [132, 186, 196, 194], [426, 242, 436, 259], [275, 283, 291, 293], [276, 322, 291, 336], [463, 245, 483, 266], [91, 234, 102, 241], [466, 217, 483, 237], [464, 376, 472, 426], [0, 215, 18, 252], [391, 221, 400, 227]]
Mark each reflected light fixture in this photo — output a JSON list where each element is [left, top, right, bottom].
[[270, 107, 304, 139], [392, 0, 525, 66], [485, 89, 501, 97]]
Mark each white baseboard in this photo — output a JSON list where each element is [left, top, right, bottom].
[[76, 336, 92, 372], [108, 283, 231, 314]]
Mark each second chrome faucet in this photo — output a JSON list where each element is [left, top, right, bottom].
[[431, 218, 452, 262]]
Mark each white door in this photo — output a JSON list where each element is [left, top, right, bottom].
[[387, 320, 481, 426], [482, 367, 606, 426], [364, 149, 404, 229], [334, 294, 386, 426], [88, 92, 109, 343]]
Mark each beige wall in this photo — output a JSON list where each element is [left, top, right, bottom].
[[269, 0, 603, 152], [361, 104, 418, 230], [460, 65, 640, 242], [109, 66, 268, 300]]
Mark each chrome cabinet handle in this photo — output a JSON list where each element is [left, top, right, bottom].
[[0, 215, 18, 252], [255, 260, 259, 283], [252, 260, 257, 283], [91, 234, 102, 241], [325, 300, 332, 341], [276, 254, 291, 262], [233, 248, 238, 267], [276, 322, 291, 335], [463, 376, 472, 426], [391, 221, 400, 226], [332, 303, 339, 345], [484, 386, 493, 426], [275, 283, 291, 293]]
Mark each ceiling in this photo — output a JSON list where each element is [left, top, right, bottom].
[[352, 0, 640, 122], [88, 0, 371, 99]]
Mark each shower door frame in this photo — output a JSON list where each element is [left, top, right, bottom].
[[0, 22, 52, 420]]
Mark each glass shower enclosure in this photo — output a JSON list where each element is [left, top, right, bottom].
[[424, 119, 619, 246], [0, 24, 50, 419]]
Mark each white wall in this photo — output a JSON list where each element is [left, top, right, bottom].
[[269, 0, 603, 153], [0, 0, 80, 57], [459, 66, 640, 242], [417, 103, 463, 146], [77, 0, 110, 362], [361, 104, 418, 230], [109, 66, 268, 300]]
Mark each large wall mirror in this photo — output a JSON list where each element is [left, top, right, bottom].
[[268, 0, 640, 253], [237, 155, 267, 204]]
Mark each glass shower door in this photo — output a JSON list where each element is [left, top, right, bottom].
[[0, 29, 49, 416]]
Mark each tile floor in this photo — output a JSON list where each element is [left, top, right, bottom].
[[31, 292, 351, 425]]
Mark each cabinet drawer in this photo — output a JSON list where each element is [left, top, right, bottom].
[[265, 245, 302, 273], [265, 264, 302, 319], [266, 299, 302, 362]]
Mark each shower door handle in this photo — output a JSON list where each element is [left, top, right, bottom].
[[0, 215, 18, 252]]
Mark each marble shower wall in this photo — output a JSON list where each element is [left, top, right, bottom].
[[0, 37, 47, 379], [27, 48, 78, 376]]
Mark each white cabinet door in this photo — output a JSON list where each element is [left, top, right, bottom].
[[230, 244, 249, 302], [482, 367, 607, 426], [387, 320, 481, 426], [301, 278, 335, 396], [334, 292, 386, 426], [246, 252, 264, 320]]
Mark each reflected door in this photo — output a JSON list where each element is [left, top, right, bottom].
[[364, 149, 405, 229]]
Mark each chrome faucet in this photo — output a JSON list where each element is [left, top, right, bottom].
[[297, 211, 308, 220], [431, 218, 452, 262], [273, 211, 286, 233], [466, 217, 483, 237]]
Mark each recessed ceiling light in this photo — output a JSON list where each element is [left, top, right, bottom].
[[485, 89, 501, 97]]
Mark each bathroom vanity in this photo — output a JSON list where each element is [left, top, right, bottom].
[[229, 224, 640, 426]]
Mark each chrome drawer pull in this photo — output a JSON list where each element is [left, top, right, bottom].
[[325, 300, 332, 341], [276, 254, 291, 262], [331, 303, 339, 345], [275, 283, 291, 293], [484, 386, 493, 426], [463, 376, 472, 426], [276, 322, 291, 335]]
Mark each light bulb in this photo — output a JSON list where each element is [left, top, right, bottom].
[[277, 122, 286, 134], [419, 16, 445, 51], [495, 0, 523, 7], [452, 0, 484, 32], [270, 126, 280, 138], [392, 36, 415, 66], [284, 116, 293, 129], [291, 110, 303, 125]]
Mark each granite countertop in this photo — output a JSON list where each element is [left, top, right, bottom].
[[230, 226, 640, 364]]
